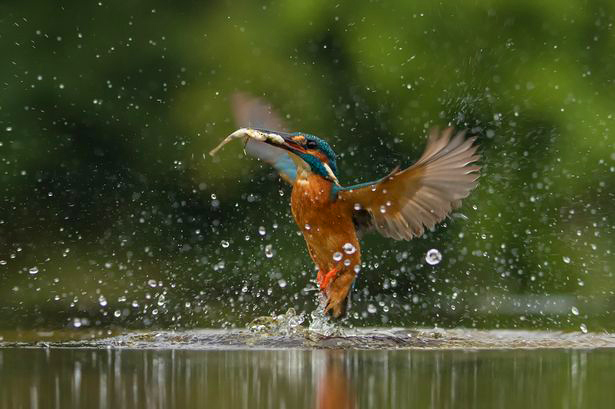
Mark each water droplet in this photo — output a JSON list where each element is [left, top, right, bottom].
[[147, 279, 157, 288], [580, 323, 588, 333], [344, 259, 351, 266], [265, 244, 273, 258], [157, 295, 165, 306], [304, 223, 311, 230], [342, 243, 356, 254], [151, 309, 159, 316], [571, 306, 579, 316], [332, 251, 343, 261], [98, 296, 107, 307], [210, 193, 217, 200], [221, 240, 229, 248], [367, 304, 377, 314], [72, 318, 82, 328], [0, 260, 6, 265], [353, 203, 362, 210], [379, 205, 386, 213], [29, 266, 39, 275], [354, 265, 361, 274], [241, 285, 248, 293], [258, 226, 266, 236], [425, 249, 442, 265], [562, 256, 571, 264], [113, 310, 121, 317], [278, 279, 287, 288]]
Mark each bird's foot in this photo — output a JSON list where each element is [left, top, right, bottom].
[[318, 266, 340, 291], [323, 273, 354, 319]]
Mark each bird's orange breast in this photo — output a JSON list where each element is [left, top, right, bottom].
[[290, 174, 360, 272]]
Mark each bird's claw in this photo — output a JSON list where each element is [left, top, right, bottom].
[[318, 266, 340, 291]]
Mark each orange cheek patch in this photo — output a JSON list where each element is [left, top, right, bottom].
[[292, 135, 306, 144]]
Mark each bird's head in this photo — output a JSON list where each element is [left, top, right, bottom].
[[243, 128, 339, 184]]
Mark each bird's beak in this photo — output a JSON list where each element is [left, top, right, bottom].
[[263, 130, 308, 154]]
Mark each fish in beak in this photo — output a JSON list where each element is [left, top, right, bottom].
[[209, 128, 304, 156]]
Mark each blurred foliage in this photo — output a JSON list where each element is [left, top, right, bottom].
[[0, 0, 613, 330]]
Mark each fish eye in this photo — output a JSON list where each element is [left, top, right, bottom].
[[306, 140, 318, 149]]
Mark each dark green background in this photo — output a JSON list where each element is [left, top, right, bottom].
[[0, 0, 613, 330]]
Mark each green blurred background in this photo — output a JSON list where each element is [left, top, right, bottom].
[[0, 0, 613, 331]]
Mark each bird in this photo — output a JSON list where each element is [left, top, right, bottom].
[[211, 93, 480, 318]]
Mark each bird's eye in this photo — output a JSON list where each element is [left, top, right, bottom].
[[306, 140, 318, 149]]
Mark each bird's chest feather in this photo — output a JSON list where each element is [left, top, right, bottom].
[[290, 174, 359, 269]]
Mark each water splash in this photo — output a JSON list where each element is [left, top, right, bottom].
[[248, 308, 305, 336], [307, 294, 344, 337], [247, 295, 344, 338]]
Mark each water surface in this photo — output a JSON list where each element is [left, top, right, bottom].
[[1, 329, 614, 409]]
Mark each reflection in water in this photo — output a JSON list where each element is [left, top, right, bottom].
[[315, 352, 355, 409], [1, 347, 614, 408]]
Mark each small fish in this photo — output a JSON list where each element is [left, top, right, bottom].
[[209, 128, 284, 156]]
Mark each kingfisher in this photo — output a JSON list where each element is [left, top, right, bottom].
[[211, 94, 480, 318]]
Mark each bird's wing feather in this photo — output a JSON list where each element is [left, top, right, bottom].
[[335, 128, 480, 240], [244, 139, 297, 183], [231, 92, 297, 183]]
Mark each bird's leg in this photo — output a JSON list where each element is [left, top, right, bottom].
[[319, 265, 340, 291]]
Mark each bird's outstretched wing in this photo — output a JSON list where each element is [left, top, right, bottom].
[[334, 128, 480, 240], [231, 92, 297, 183]]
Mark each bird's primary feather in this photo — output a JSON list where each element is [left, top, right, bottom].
[[334, 128, 480, 240]]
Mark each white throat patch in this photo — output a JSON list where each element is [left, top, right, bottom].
[[323, 162, 340, 186]]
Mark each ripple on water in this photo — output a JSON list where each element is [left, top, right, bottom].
[[2, 325, 615, 350]]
